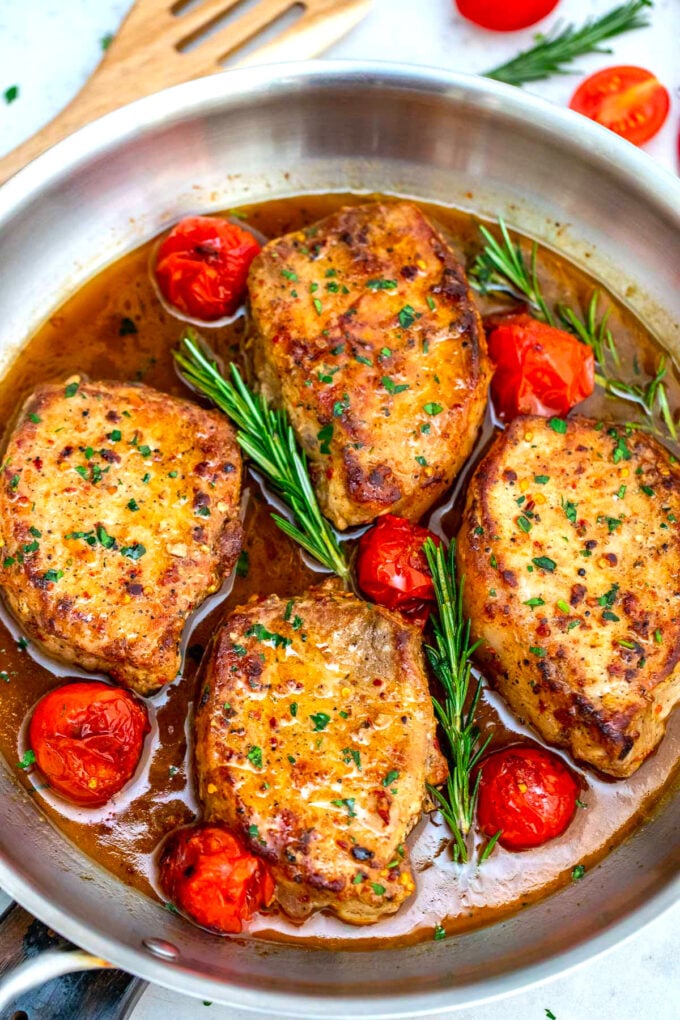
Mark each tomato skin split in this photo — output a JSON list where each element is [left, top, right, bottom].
[[487, 313, 594, 419], [159, 824, 275, 933], [476, 744, 580, 850], [28, 681, 150, 806], [357, 515, 441, 623], [455, 0, 560, 32], [154, 216, 261, 322], [570, 66, 670, 147]]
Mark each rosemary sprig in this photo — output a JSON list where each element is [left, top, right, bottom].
[[485, 1, 653, 87], [423, 538, 493, 863], [174, 330, 351, 584], [469, 219, 678, 440], [470, 221, 553, 325]]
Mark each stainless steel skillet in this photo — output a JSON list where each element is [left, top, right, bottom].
[[0, 62, 678, 1018]]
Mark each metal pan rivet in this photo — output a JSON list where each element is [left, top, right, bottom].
[[142, 937, 179, 960]]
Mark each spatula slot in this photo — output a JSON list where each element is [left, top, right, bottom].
[[220, 2, 305, 65]]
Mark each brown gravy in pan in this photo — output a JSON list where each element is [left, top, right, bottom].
[[0, 194, 678, 946]]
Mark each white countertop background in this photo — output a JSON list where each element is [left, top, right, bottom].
[[0, 1, 678, 1017]]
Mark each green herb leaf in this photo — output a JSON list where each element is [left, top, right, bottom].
[[247, 746, 263, 769], [423, 402, 443, 416], [310, 712, 331, 731], [17, 749, 35, 770], [532, 556, 556, 572]]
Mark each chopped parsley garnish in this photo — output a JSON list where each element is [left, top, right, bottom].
[[382, 376, 409, 395], [371, 883, 386, 896], [17, 749, 35, 770], [9, 474, 19, 490], [420, 422, 431, 434], [141, 473, 151, 483], [602, 610, 620, 622], [534, 475, 550, 484], [548, 417, 567, 434], [354, 354, 372, 366], [245, 623, 291, 648], [281, 269, 297, 281], [290, 702, 298, 717], [605, 516, 622, 533], [127, 498, 139, 512], [598, 583, 619, 608], [415, 455, 428, 466], [64, 381, 79, 398], [423, 402, 443, 416], [310, 712, 331, 731], [331, 798, 356, 818], [382, 769, 399, 787], [366, 278, 397, 290], [246, 746, 263, 769], [97, 525, 116, 549], [427, 295, 436, 311], [654, 628, 663, 644], [196, 506, 211, 518], [248, 824, 259, 839], [524, 597, 545, 608], [517, 515, 532, 533], [561, 498, 577, 524], [571, 864, 585, 881], [317, 423, 333, 454], [532, 556, 556, 572], [343, 748, 361, 770], [557, 599, 571, 614], [398, 304, 416, 329], [640, 484, 655, 497], [108, 429, 122, 442], [529, 646, 546, 657], [120, 543, 146, 560], [313, 298, 323, 315], [433, 924, 446, 941], [28, 413, 41, 424], [4, 85, 19, 104], [28, 526, 41, 538], [610, 430, 632, 464], [333, 395, 350, 417]]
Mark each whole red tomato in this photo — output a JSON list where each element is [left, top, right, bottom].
[[154, 215, 261, 321], [357, 515, 440, 621], [570, 66, 670, 147], [456, 0, 559, 32], [28, 681, 150, 806], [476, 744, 580, 850], [487, 313, 594, 419], [159, 824, 275, 933]]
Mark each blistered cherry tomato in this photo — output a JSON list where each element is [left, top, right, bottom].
[[456, 0, 559, 32], [154, 216, 261, 321], [477, 745, 580, 850], [28, 681, 149, 806], [569, 66, 669, 147], [159, 824, 275, 933], [487, 313, 594, 419], [357, 515, 441, 621]]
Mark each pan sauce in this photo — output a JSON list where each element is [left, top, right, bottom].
[[0, 194, 678, 947]]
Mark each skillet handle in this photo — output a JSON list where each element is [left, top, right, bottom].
[[0, 901, 145, 1019]]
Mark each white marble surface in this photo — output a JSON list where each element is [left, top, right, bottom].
[[0, 1, 678, 1018]]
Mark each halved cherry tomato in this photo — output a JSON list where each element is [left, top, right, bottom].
[[357, 515, 441, 622], [159, 824, 275, 933], [487, 313, 594, 419], [28, 681, 150, 806], [476, 744, 580, 850], [569, 66, 670, 147], [456, 0, 559, 32], [154, 215, 261, 321]]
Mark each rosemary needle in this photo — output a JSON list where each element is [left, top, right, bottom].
[[423, 538, 493, 864], [484, 1, 653, 88], [174, 330, 351, 585]]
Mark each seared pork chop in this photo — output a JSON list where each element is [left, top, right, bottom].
[[0, 377, 242, 695], [249, 201, 490, 530], [458, 416, 680, 777], [195, 580, 447, 924]]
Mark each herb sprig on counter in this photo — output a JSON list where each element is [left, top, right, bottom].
[[484, 1, 653, 88], [174, 331, 351, 584], [423, 538, 497, 863], [469, 218, 678, 441]]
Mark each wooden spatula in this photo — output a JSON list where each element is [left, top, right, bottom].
[[0, 0, 371, 185]]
